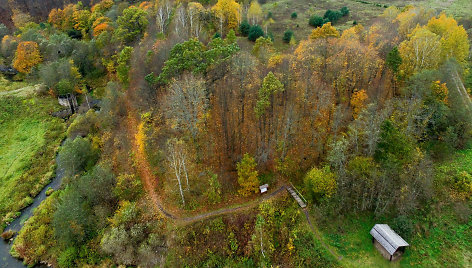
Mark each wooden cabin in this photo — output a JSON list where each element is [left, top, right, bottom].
[[370, 224, 409, 261]]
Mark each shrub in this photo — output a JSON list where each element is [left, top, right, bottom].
[[239, 20, 251, 36], [391, 215, 414, 240], [309, 15, 325, 27], [213, 32, 221, 39], [0, 24, 9, 40], [340, 6, 349, 17], [291, 12, 297, 19], [248, 25, 264, 42], [323, 9, 342, 23], [56, 78, 74, 95], [45, 187, 54, 196], [1, 230, 15, 240], [283, 29, 293, 43], [57, 247, 78, 268]]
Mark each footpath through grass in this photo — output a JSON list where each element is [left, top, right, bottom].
[[0, 90, 65, 231]]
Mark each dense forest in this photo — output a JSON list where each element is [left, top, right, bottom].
[[1, 0, 472, 267]]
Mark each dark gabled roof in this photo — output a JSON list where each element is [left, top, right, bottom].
[[370, 224, 409, 255]]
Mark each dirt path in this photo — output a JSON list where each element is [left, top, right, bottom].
[[178, 185, 287, 225], [125, 99, 176, 219], [0, 84, 40, 97], [125, 97, 288, 223], [303, 208, 344, 261]]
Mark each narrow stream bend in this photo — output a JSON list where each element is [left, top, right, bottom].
[[0, 146, 65, 268]]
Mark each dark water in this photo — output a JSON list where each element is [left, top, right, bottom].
[[0, 150, 65, 267]]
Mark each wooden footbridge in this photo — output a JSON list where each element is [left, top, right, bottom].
[[286, 183, 307, 208]]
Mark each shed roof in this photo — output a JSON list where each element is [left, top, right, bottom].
[[370, 224, 409, 255]]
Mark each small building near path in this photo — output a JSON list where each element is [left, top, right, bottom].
[[370, 224, 409, 261], [259, 184, 268, 194]]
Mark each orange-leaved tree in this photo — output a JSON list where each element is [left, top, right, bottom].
[[13, 41, 42, 73]]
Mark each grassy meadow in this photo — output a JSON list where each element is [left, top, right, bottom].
[[260, 0, 472, 48], [0, 81, 65, 231]]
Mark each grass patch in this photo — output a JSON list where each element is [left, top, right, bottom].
[[0, 91, 65, 231], [0, 76, 28, 92], [319, 206, 472, 267]]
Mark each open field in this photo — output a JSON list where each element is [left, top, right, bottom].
[[0, 83, 65, 230], [261, 0, 472, 48]]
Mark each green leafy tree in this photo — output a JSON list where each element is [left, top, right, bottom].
[[57, 137, 96, 177], [323, 9, 342, 23], [239, 20, 251, 36], [255, 72, 284, 117], [340, 7, 349, 17], [226, 29, 237, 44], [237, 153, 259, 196], [291, 12, 297, 19], [309, 15, 325, 27], [116, 46, 133, 85], [374, 120, 414, 167], [155, 38, 239, 84], [386, 46, 402, 74], [283, 29, 293, 43], [248, 25, 264, 42], [304, 166, 337, 202], [115, 6, 148, 44], [53, 165, 116, 247]]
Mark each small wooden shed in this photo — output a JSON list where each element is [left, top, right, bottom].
[[370, 224, 409, 261], [259, 184, 268, 194]]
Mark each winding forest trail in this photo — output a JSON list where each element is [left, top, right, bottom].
[[125, 99, 176, 219], [124, 96, 287, 224], [123, 92, 344, 262]]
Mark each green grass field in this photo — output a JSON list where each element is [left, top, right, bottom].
[[0, 85, 65, 230]]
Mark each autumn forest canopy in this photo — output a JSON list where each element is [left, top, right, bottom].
[[1, 0, 472, 267]]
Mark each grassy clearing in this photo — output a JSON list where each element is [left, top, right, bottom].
[[317, 147, 472, 267], [0, 76, 28, 93], [0, 87, 65, 230], [318, 211, 472, 267], [260, 0, 472, 48]]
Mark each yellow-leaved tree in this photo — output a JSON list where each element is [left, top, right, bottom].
[[13, 41, 42, 73], [398, 13, 469, 77], [237, 153, 259, 196], [309, 22, 340, 40], [426, 13, 470, 65], [248, 0, 262, 25], [211, 0, 241, 34], [304, 166, 337, 202], [398, 26, 441, 76], [350, 89, 368, 119]]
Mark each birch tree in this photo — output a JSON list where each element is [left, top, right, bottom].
[[165, 74, 209, 139], [167, 139, 190, 206]]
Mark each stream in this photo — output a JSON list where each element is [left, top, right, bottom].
[[0, 147, 65, 267]]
